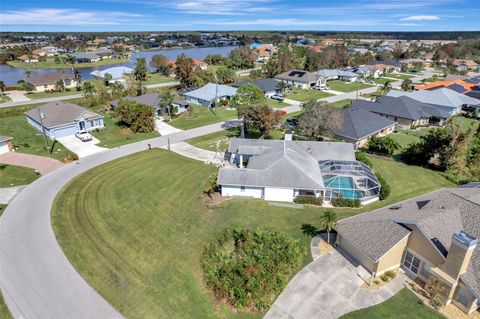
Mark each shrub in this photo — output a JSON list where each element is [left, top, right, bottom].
[[202, 227, 303, 312], [331, 197, 360, 208], [377, 173, 390, 201], [355, 151, 373, 168], [380, 274, 390, 282], [293, 195, 323, 206], [431, 296, 444, 310], [63, 153, 79, 162], [385, 270, 396, 279], [367, 136, 400, 156]]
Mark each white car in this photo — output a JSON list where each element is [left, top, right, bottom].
[[271, 93, 284, 101], [75, 131, 93, 142]]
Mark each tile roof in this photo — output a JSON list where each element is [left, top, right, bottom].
[[24, 102, 102, 128]]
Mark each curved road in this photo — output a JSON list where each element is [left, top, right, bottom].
[[0, 121, 232, 319]]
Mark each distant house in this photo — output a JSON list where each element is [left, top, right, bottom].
[[275, 70, 320, 89], [415, 77, 480, 101], [193, 59, 208, 71], [366, 60, 402, 73], [452, 59, 479, 72], [73, 53, 101, 63], [0, 136, 13, 155], [41, 46, 62, 56], [317, 69, 359, 82], [25, 102, 104, 139], [17, 55, 39, 63], [26, 73, 79, 92], [387, 88, 480, 116], [90, 66, 133, 85], [335, 107, 397, 149], [111, 93, 190, 116], [352, 96, 447, 129], [399, 58, 428, 68], [91, 47, 114, 59], [352, 66, 383, 79], [218, 138, 380, 204], [232, 78, 281, 97], [32, 49, 48, 57], [183, 83, 237, 107]]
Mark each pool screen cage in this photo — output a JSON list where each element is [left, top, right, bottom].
[[319, 160, 380, 201]]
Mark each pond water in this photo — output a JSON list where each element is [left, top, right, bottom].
[[0, 46, 238, 86]]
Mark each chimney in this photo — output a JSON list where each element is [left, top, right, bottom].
[[285, 130, 293, 141], [442, 231, 477, 280]]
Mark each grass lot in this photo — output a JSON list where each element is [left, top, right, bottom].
[[284, 87, 333, 102], [0, 114, 74, 160], [27, 90, 82, 100], [0, 291, 12, 319], [0, 95, 11, 104], [91, 113, 160, 148], [7, 57, 129, 69], [0, 164, 39, 188], [169, 105, 237, 130], [329, 99, 352, 109], [373, 78, 392, 85], [327, 80, 373, 93], [266, 98, 289, 108], [383, 73, 414, 80], [340, 288, 445, 319], [52, 150, 453, 319], [141, 73, 176, 85]]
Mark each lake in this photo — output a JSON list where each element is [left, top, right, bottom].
[[0, 46, 238, 86]]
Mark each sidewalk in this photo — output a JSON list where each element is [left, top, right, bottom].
[[164, 142, 224, 165]]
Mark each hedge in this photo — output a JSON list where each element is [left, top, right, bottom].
[[293, 195, 323, 206], [332, 197, 361, 208]]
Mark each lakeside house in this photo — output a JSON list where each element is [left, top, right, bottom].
[[17, 55, 39, 63], [90, 66, 133, 85], [183, 83, 237, 107], [274, 70, 320, 89], [26, 73, 79, 92], [25, 102, 104, 139], [335, 185, 480, 314], [0, 136, 13, 155], [73, 53, 101, 63], [218, 139, 380, 204]]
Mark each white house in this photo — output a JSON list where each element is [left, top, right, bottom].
[[218, 139, 381, 204], [0, 136, 13, 155], [183, 83, 237, 107], [90, 66, 133, 85]]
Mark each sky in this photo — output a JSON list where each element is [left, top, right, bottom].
[[0, 0, 479, 32]]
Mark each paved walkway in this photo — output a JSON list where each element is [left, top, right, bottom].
[[144, 81, 179, 89], [0, 152, 64, 175], [4, 90, 30, 102], [57, 136, 107, 158], [265, 239, 407, 319], [0, 185, 26, 204], [155, 118, 183, 135], [165, 141, 224, 165]]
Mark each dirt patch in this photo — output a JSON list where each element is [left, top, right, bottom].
[[318, 240, 333, 255], [204, 192, 232, 206]]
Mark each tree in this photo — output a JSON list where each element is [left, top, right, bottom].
[[0, 81, 5, 95], [320, 210, 337, 244], [103, 73, 112, 86], [24, 69, 32, 78], [110, 82, 124, 99], [73, 69, 82, 85], [203, 175, 218, 199], [174, 53, 194, 87], [230, 83, 266, 138], [54, 56, 61, 64], [150, 54, 172, 76], [54, 79, 65, 92], [225, 47, 257, 69], [381, 80, 392, 95], [160, 91, 176, 120], [401, 79, 413, 91], [215, 67, 236, 84], [249, 104, 281, 137], [114, 100, 155, 133], [298, 101, 343, 140], [204, 54, 224, 65], [82, 81, 96, 98], [367, 136, 400, 156], [277, 81, 288, 93], [249, 69, 264, 79], [134, 57, 148, 81]]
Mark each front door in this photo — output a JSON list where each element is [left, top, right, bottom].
[[402, 251, 421, 275], [79, 121, 85, 131]]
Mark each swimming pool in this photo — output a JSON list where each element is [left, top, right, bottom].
[[323, 176, 364, 199]]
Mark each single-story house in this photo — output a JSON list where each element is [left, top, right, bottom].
[[26, 73, 79, 92], [32, 49, 48, 57], [41, 46, 62, 55], [90, 66, 133, 85], [452, 59, 479, 72], [387, 88, 480, 116], [317, 69, 359, 82], [17, 55, 39, 63], [73, 53, 101, 63], [274, 70, 320, 89], [335, 186, 480, 314], [25, 102, 104, 139], [167, 59, 207, 71], [218, 139, 381, 204], [366, 60, 402, 73], [352, 66, 383, 79], [352, 96, 448, 128], [183, 83, 237, 107], [335, 107, 397, 149], [91, 47, 114, 59], [0, 136, 13, 155], [232, 78, 281, 97], [399, 58, 428, 68], [111, 93, 190, 116]]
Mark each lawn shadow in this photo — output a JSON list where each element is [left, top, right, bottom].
[[301, 223, 322, 237]]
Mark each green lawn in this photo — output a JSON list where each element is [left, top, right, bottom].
[[327, 80, 373, 93], [266, 98, 289, 108], [27, 90, 81, 100], [0, 290, 12, 319], [141, 73, 176, 85], [51, 150, 453, 319], [373, 78, 392, 85], [0, 164, 39, 188], [169, 105, 237, 130], [91, 113, 160, 148], [383, 73, 414, 80], [7, 57, 129, 69], [340, 288, 445, 319], [284, 87, 333, 102], [0, 114, 74, 160], [0, 95, 11, 104], [329, 99, 352, 109]]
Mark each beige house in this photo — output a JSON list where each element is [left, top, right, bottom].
[[26, 73, 79, 92], [336, 185, 480, 314]]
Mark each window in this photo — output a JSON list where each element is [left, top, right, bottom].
[[403, 251, 421, 274]]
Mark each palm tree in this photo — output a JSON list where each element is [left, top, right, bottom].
[[160, 91, 176, 120], [0, 81, 5, 96], [320, 209, 337, 244], [277, 80, 287, 93], [82, 82, 96, 98], [24, 69, 32, 78], [401, 79, 413, 91], [104, 73, 112, 86], [381, 80, 392, 95], [73, 68, 82, 85], [110, 82, 124, 99]]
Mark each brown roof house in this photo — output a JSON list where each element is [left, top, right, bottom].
[[452, 59, 479, 72], [274, 70, 320, 89], [26, 73, 79, 92], [335, 185, 480, 314], [17, 55, 39, 63], [25, 102, 104, 139]]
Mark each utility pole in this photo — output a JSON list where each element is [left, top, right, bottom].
[[37, 107, 49, 152]]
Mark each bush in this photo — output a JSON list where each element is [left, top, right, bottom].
[[331, 197, 361, 208], [377, 173, 390, 201], [355, 151, 373, 167], [202, 227, 303, 312], [293, 195, 323, 206], [431, 296, 444, 310], [380, 274, 390, 282], [63, 153, 79, 162], [385, 270, 396, 279], [367, 136, 400, 156]]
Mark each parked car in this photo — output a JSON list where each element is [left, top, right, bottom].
[[313, 85, 328, 91], [271, 93, 284, 101], [75, 131, 93, 142]]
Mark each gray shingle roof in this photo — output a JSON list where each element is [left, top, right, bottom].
[[26, 73, 75, 86], [111, 93, 161, 109], [275, 70, 318, 84], [387, 88, 480, 109], [232, 78, 280, 93], [335, 107, 396, 140], [317, 69, 358, 79], [183, 83, 237, 101], [25, 102, 102, 128]]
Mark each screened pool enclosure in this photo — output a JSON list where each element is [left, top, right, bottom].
[[319, 160, 380, 201]]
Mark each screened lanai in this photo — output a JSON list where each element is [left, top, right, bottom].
[[319, 160, 380, 202]]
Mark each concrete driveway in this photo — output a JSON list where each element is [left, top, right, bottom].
[[155, 118, 183, 135], [265, 244, 406, 319], [57, 135, 107, 158]]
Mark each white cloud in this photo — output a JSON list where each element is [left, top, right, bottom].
[[0, 8, 142, 25], [173, 0, 276, 15], [199, 18, 379, 26], [400, 15, 440, 21]]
